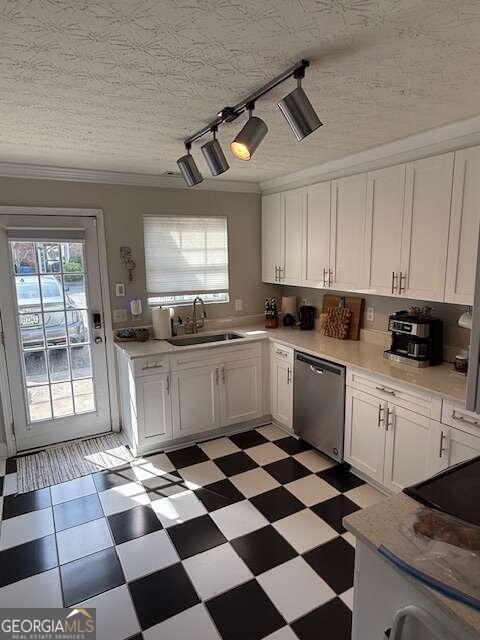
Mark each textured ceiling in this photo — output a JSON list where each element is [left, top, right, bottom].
[[1, 0, 480, 183]]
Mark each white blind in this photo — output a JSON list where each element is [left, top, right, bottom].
[[144, 215, 229, 296]]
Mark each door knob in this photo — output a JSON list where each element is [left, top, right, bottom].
[[94, 336, 103, 344]]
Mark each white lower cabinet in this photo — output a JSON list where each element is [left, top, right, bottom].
[[220, 358, 262, 426], [171, 364, 220, 438], [270, 343, 294, 430], [433, 423, 480, 473], [344, 387, 386, 484], [137, 372, 173, 443]]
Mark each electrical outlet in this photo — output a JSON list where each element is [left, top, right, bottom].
[[115, 283, 125, 297], [367, 306, 375, 323], [113, 308, 128, 323], [235, 299, 243, 312]]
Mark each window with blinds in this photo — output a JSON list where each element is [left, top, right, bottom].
[[144, 215, 230, 306]]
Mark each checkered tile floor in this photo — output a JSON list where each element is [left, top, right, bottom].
[[0, 425, 385, 640]]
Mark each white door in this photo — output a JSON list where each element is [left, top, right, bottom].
[[330, 173, 368, 291], [137, 373, 172, 444], [383, 404, 435, 493], [171, 364, 220, 437], [400, 153, 454, 301], [364, 164, 406, 295], [445, 146, 480, 304], [270, 357, 293, 429], [283, 189, 303, 284], [433, 424, 480, 473], [344, 387, 386, 483], [0, 215, 111, 451], [220, 358, 262, 427], [261, 193, 284, 284], [304, 181, 331, 288]]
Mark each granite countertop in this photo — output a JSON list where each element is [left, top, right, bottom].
[[115, 325, 467, 402], [344, 494, 480, 637]]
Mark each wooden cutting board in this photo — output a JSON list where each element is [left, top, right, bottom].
[[322, 294, 365, 340]]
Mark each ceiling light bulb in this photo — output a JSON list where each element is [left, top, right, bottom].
[[278, 79, 322, 141], [201, 131, 230, 176], [177, 149, 203, 187], [230, 109, 268, 161]]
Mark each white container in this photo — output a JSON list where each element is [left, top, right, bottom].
[[152, 307, 173, 340]]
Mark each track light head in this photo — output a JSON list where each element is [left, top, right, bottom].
[[230, 105, 268, 161], [278, 78, 322, 141], [177, 146, 203, 187], [201, 128, 230, 176]]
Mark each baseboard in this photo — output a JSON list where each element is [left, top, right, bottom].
[[347, 465, 392, 496]]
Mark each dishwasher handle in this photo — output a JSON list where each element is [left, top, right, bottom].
[[296, 351, 345, 377]]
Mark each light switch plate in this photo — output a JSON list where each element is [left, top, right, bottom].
[[113, 308, 128, 323], [115, 283, 125, 297], [367, 307, 375, 322], [235, 299, 243, 312]]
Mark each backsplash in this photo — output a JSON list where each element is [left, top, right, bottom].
[[283, 286, 471, 363]]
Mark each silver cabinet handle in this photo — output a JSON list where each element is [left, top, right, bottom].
[[166, 375, 170, 395], [391, 271, 399, 294], [377, 404, 385, 427], [275, 349, 287, 357], [278, 266, 285, 280], [375, 385, 396, 396], [142, 362, 164, 370], [310, 365, 325, 375], [287, 367, 292, 384], [215, 368, 219, 385], [386, 407, 394, 431], [328, 268, 333, 288], [451, 410, 480, 427], [439, 430, 447, 458], [399, 272, 407, 295], [222, 366, 225, 384], [323, 267, 328, 288], [274, 266, 279, 282]]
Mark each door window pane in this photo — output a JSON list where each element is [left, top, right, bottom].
[[71, 345, 92, 379], [62, 242, 85, 273], [73, 379, 95, 414], [19, 316, 44, 350], [51, 382, 74, 418], [37, 243, 61, 273], [40, 275, 64, 311], [11, 242, 38, 274], [24, 351, 48, 387], [28, 385, 52, 422], [67, 309, 88, 344], [48, 348, 70, 383], [15, 276, 41, 312], [45, 312, 67, 347], [64, 274, 87, 309]]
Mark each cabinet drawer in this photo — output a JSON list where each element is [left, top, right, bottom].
[[271, 342, 294, 364], [441, 399, 480, 433], [170, 342, 262, 371], [134, 356, 170, 377], [347, 368, 441, 420]]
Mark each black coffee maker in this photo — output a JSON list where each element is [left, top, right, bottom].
[[298, 305, 316, 331]]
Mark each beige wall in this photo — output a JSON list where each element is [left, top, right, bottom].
[[0, 177, 276, 328]]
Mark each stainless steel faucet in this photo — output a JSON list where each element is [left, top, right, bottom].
[[192, 297, 207, 333]]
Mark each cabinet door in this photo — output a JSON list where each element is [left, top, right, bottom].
[[433, 424, 480, 473], [137, 373, 173, 444], [330, 173, 368, 291], [220, 358, 262, 427], [171, 365, 220, 437], [304, 181, 331, 287], [383, 404, 435, 493], [364, 164, 406, 295], [283, 188, 304, 284], [262, 192, 284, 283], [401, 153, 454, 301], [445, 146, 480, 304], [344, 387, 386, 483], [270, 357, 293, 429]]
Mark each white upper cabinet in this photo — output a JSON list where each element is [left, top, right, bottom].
[[400, 153, 454, 301], [304, 181, 331, 287], [262, 192, 284, 284], [445, 146, 480, 304], [364, 165, 406, 296], [330, 173, 368, 292], [283, 188, 304, 284]]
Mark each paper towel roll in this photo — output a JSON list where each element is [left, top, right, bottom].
[[152, 307, 172, 340]]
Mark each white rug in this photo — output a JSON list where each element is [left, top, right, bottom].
[[16, 433, 133, 494]]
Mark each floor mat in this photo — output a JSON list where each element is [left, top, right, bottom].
[[16, 433, 133, 493]]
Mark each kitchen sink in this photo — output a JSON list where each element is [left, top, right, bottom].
[[166, 332, 244, 346]]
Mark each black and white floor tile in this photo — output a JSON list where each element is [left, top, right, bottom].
[[0, 425, 385, 640]]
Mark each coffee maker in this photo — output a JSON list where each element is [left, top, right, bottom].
[[298, 305, 316, 331], [384, 308, 443, 367]]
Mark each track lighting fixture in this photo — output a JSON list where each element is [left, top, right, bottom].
[[230, 103, 268, 161], [278, 74, 322, 141], [177, 144, 203, 187], [178, 59, 321, 186], [201, 127, 229, 176]]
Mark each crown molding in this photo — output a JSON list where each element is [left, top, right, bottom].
[[0, 162, 260, 194], [260, 114, 480, 193]]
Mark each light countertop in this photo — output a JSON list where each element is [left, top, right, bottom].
[[344, 494, 480, 637], [115, 325, 467, 402]]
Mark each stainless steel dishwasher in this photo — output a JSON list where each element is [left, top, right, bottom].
[[293, 351, 346, 462]]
